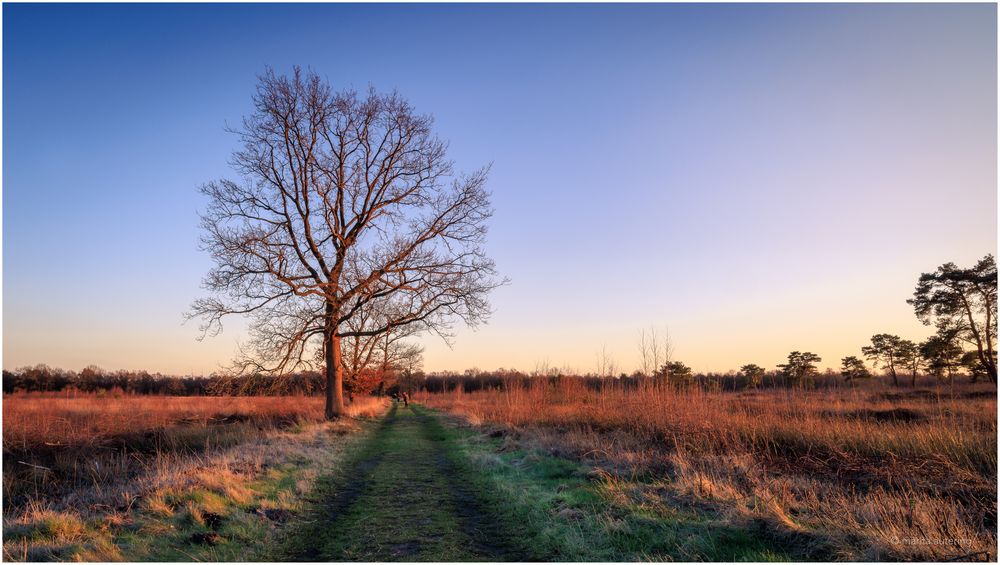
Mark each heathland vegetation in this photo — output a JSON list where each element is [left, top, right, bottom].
[[4, 253, 995, 561], [2, 393, 387, 561], [5, 379, 993, 561], [3, 68, 995, 561], [417, 379, 995, 560]]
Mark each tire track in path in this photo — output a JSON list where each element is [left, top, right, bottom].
[[283, 404, 528, 561]]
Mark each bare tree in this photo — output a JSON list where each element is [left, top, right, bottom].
[[649, 330, 662, 375], [637, 326, 672, 377], [595, 344, 617, 377], [660, 328, 673, 376], [189, 68, 503, 419], [338, 307, 424, 396], [637, 330, 652, 376]]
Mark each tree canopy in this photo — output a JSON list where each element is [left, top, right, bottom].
[[908, 255, 996, 383], [777, 351, 821, 388], [862, 334, 904, 387]]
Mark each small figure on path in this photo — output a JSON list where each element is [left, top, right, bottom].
[[402, 392, 410, 407]]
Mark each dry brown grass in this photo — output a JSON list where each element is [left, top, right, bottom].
[[417, 380, 997, 560], [2, 394, 382, 509], [3, 394, 323, 448], [2, 393, 388, 561]]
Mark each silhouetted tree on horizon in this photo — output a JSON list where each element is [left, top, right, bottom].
[[862, 334, 905, 387], [840, 356, 872, 384], [895, 339, 921, 387], [739, 364, 766, 389], [920, 332, 964, 382], [658, 360, 692, 388], [908, 255, 997, 384], [778, 351, 821, 388]]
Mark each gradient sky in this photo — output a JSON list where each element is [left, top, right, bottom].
[[3, 3, 997, 376]]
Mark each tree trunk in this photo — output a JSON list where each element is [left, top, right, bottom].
[[325, 331, 345, 420], [960, 295, 995, 384]]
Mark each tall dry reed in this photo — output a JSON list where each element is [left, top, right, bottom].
[[417, 380, 996, 560], [2, 393, 383, 510]]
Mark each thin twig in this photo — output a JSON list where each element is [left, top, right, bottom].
[[17, 461, 52, 471]]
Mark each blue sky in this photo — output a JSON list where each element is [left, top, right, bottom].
[[3, 3, 997, 374]]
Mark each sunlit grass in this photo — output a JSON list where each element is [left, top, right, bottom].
[[1, 393, 387, 562], [417, 381, 996, 560]]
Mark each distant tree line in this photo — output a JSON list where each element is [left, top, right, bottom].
[[735, 254, 997, 389], [0, 363, 864, 397], [1, 365, 327, 396], [1, 356, 985, 398], [417, 367, 849, 394], [1, 364, 426, 398], [6, 255, 994, 396]]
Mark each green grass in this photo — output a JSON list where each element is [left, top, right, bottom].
[[3, 419, 377, 562], [117, 450, 360, 561], [279, 404, 797, 561], [4, 480, 284, 562], [424, 406, 798, 561], [13, 403, 803, 561], [278, 404, 531, 561]]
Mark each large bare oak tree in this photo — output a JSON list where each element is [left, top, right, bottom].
[[190, 68, 502, 418]]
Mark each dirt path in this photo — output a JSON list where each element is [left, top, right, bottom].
[[283, 404, 529, 561]]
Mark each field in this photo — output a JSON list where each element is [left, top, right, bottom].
[[2, 383, 996, 561], [417, 380, 997, 561], [2, 393, 386, 561]]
